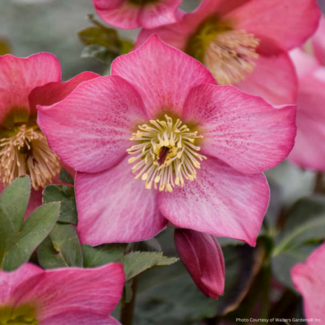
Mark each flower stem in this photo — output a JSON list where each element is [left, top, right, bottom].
[[120, 277, 138, 325], [314, 172, 324, 194]]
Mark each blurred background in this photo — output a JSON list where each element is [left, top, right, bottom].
[[1, 0, 325, 324]]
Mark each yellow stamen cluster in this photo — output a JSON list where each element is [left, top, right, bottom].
[[204, 30, 260, 84], [127, 115, 206, 192], [0, 125, 60, 190]]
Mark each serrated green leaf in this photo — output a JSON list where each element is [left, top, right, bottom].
[[2, 202, 60, 271], [38, 223, 83, 269], [273, 195, 325, 256], [0, 176, 31, 266], [82, 243, 127, 267], [59, 168, 74, 185], [121, 252, 179, 281], [43, 185, 77, 224]]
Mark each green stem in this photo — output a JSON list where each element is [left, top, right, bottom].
[[120, 277, 138, 325]]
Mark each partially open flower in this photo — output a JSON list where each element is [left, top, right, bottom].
[[288, 16, 325, 171], [0, 54, 98, 192], [174, 229, 225, 299], [92, 0, 182, 29], [291, 243, 325, 321], [0, 263, 124, 325], [136, 0, 321, 105], [37, 36, 296, 246]]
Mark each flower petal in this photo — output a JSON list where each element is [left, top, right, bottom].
[[224, 0, 321, 53], [288, 66, 325, 171], [93, 0, 182, 29], [159, 157, 270, 246], [183, 84, 297, 174], [0, 263, 43, 305], [236, 52, 298, 106], [0, 53, 61, 126], [76, 156, 167, 245], [43, 314, 121, 325], [17, 263, 124, 320], [37, 75, 148, 173], [29, 71, 99, 112], [291, 244, 325, 320], [312, 16, 325, 66], [111, 35, 216, 119], [174, 229, 225, 299]]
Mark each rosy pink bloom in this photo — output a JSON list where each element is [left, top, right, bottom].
[[174, 229, 225, 299], [288, 17, 325, 171], [0, 53, 98, 210], [0, 262, 124, 325], [37, 36, 296, 247], [291, 243, 325, 321], [92, 0, 182, 30], [136, 0, 321, 106]]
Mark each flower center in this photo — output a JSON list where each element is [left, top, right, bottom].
[[0, 306, 39, 325], [0, 125, 60, 190], [127, 115, 206, 192], [127, 0, 159, 6], [186, 16, 260, 85]]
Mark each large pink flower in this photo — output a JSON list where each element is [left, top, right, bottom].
[[0, 262, 124, 325], [37, 36, 296, 247], [92, 0, 182, 29], [136, 0, 321, 105], [0, 53, 99, 209], [288, 17, 325, 171], [291, 244, 325, 321]]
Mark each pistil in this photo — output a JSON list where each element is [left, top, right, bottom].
[[127, 115, 206, 192]]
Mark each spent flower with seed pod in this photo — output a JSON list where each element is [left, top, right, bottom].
[[136, 0, 321, 105], [0, 263, 124, 325], [288, 16, 325, 171], [92, 0, 182, 30], [37, 36, 296, 246]]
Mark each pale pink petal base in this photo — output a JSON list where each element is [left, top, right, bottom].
[[237, 52, 297, 106], [291, 244, 325, 320], [76, 156, 167, 245], [37, 75, 148, 173], [112, 35, 216, 119], [183, 84, 297, 174], [159, 157, 270, 246]]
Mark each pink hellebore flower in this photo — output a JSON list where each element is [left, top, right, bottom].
[[0, 263, 124, 325], [37, 36, 297, 247], [174, 229, 225, 299], [0, 53, 98, 212], [291, 243, 325, 321], [136, 0, 321, 105], [92, 0, 182, 30], [288, 17, 325, 171]]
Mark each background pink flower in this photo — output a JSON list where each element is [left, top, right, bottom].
[[288, 17, 325, 171], [291, 243, 325, 321], [136, 0, 321, 105], [92, 0, 182, 30], [37, 36, 296, 247], [0, 53, 99, 212], [0, 262, 125, 325]]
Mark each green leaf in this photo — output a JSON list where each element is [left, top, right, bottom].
[[272, 244, 318, 290], [43, 185, 77, 224], [0, 176, 31, 266], [38, 223, 83, 269], [121, 252, 179, 281], [82, 243, 127, 267], [59, 168, 74, 185], [273, 195, 325, 256], [2, 202, 60, 271], [78, 15, 133, 65]]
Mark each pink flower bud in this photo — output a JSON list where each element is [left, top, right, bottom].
[[174, 229, 225, 299]]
